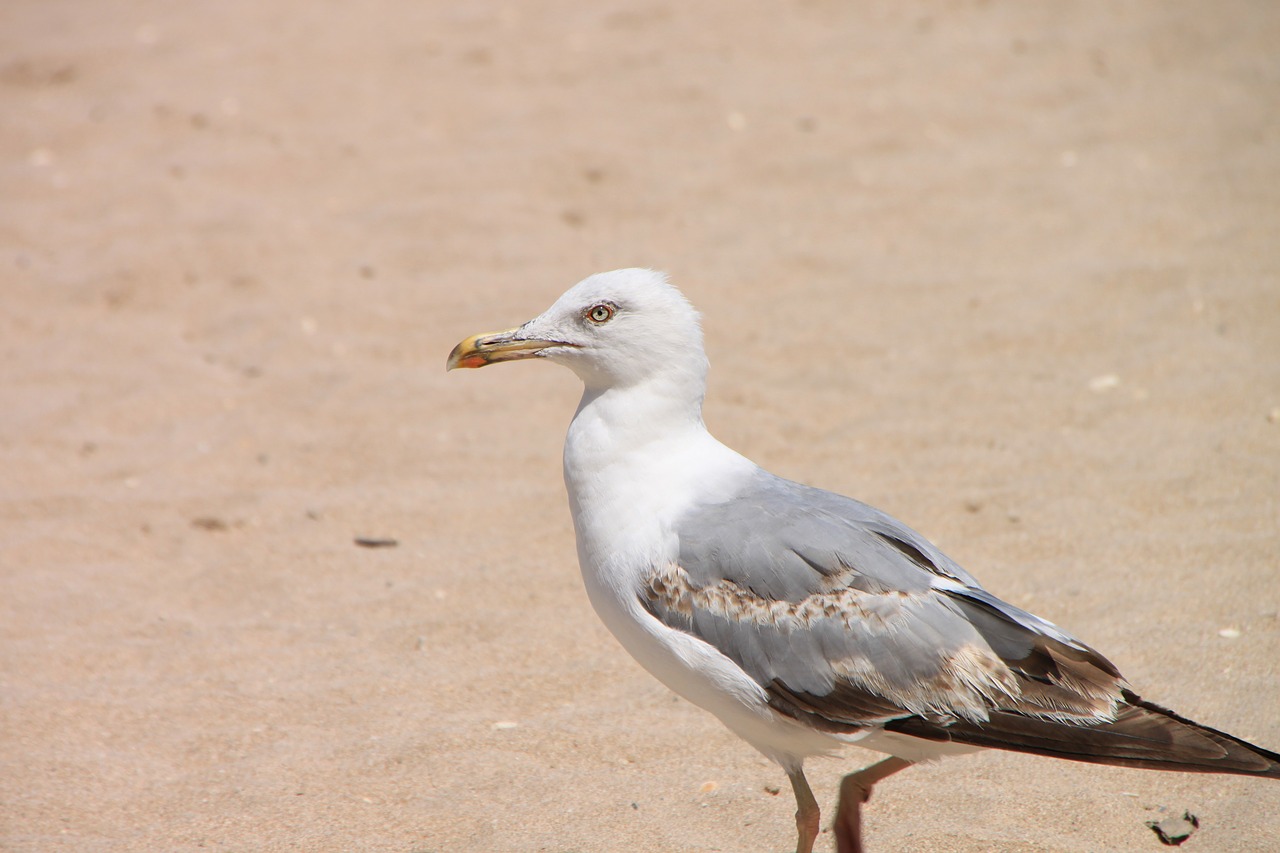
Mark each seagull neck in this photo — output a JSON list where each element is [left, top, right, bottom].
[[571, 377, 708, 445], [562, 374, 757, 582], [562, 374, 755, 573], [562, 376, 727, 505]]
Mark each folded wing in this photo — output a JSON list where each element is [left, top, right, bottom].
[[641, 471, 1280, 777]]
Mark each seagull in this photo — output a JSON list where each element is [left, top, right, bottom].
[[446, 269, 1279, 852]]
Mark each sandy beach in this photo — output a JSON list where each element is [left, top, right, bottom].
[[3, 1, 1278, 850]]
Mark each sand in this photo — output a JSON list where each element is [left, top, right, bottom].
[[2, 1, 1278, 850]]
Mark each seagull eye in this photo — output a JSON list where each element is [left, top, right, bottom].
[[586, 303, 615, 324]]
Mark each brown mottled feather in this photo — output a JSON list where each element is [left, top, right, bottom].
[[644, 469, 1280, 779], [641, 561, 1280, 779]]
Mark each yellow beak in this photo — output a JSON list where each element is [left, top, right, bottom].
[[446, 328, 571, 370]]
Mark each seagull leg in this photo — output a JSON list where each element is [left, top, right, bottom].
[[833, 757, 913, 853], [786, 767, 821, 853]]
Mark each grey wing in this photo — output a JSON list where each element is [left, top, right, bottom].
[[642, 472, 1125, 732]]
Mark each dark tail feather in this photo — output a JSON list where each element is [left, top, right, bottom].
[[886, 689, 1280, 778]]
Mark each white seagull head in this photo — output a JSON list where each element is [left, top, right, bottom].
[[447, 268, 706, 392]]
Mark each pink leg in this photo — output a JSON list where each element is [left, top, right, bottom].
[[787, 768, 821, 853], [833, 757, 913, 853]]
